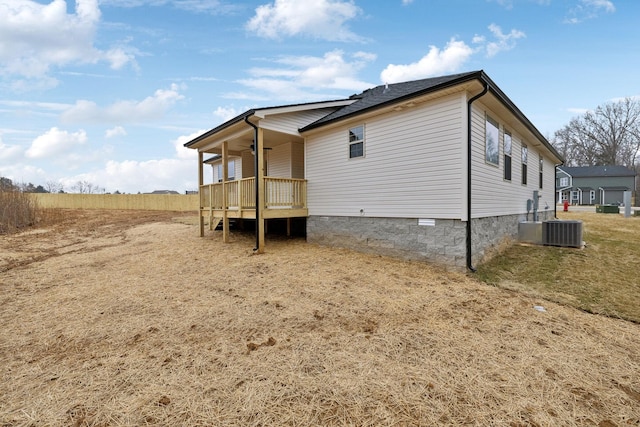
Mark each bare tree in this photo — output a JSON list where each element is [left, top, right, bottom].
[[45, 180, 64, 194], [552, 98, 640, 167], [71, 180, 105, 194]]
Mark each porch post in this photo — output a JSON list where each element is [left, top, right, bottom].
[[222, 141, 230, 243], [256, 128, 266, 253], [198, 150, 204, 237]]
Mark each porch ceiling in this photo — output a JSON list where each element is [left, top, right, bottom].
[[198, 125, 303, 155]]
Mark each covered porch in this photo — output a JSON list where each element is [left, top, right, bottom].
[[189, 112, 309, 253]]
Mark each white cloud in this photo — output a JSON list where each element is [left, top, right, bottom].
[[488, 0, 551, 8], [402, 0, 414, 4], [173, 130, 205, 159], [213, 107, 243, 123], [565, 0, 615, 24], [61, 83, 185, 123], [0, 163, 49, 185], [483, 24, 526, 57], [246, 0, 364, 42], [380, 39, 474, 84], [68, 158, 197, 193], [100, 0, 241, 14], [105, 126, 127, 138], [380, 25, 526, 84], [234, 50, 375, 101], [583, 0, 615, 13], [0, 138, 24, 161], [25, 127, 87, 159], [0, 0, 137, 82]]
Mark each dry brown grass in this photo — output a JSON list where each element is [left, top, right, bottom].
[[477, 210, 640, 323], [0, 188, 38, 234], [1, 210, 639, 426]]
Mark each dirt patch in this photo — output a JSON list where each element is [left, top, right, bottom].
[[1, 210, 639, 426]]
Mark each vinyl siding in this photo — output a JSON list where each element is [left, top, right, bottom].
[[268, 143, 291, 177], [470, 102, 556, 218], [241, 151, 253, 178], [291, 142, 305, 179], [264, 142, 306, 178], [306, 93, 465, 218], [260, 109, 338, 135]]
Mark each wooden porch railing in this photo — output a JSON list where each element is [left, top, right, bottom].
[[199, 177, 307, 210]]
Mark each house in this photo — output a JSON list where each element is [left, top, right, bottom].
[[185, 70, 563, 271], [556, 165, 636, 205], [147, 190, 180, 194]]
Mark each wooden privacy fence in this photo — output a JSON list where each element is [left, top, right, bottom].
[[29, 193, 199, 211]]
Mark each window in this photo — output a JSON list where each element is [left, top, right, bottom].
[[503, 131, 512, 181], [349, 125, 365, 158], [539, 156, 544, 189], [559, 177, 569, 187], [590, 190, 596, 202], [521, 145, 528, 185], [571, 190, 579, 201], [216, 160, 235, 182], [485, 115, 499, 165]]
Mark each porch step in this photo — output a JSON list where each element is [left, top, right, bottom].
[[209, 217, 221, 230]]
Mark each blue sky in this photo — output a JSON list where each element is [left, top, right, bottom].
[[0, 0, 637, 193]]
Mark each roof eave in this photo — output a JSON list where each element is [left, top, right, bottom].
[[184, 110, 256, 149], [298, 70, 564, 163], [299, 71, 485, 133], [480, 71, 563, 163]]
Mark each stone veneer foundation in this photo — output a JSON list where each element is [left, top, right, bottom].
[[307, 209, 555, 270]]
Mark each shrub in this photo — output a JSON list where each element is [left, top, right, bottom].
[[0, 187, 38, 234]]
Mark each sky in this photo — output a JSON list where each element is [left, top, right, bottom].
[[1, 0, 638, 193]]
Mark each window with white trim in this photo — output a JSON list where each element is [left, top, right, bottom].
[[559, 177, 569, 187], [216, 160, 235, 182], [503, 131, 512, 181], [521, 145, 528, 185], [348, 125, 365, 159], [485, 115, 499, 166], [539, 155, 544, 189]]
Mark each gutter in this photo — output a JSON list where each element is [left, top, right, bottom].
[[466, 81, 488, 273], [244, 115, 260, 252]]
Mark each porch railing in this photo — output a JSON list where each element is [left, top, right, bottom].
[[199, 177, 306, 210]]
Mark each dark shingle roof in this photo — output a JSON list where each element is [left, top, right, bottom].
[[559, 165, 636, 178], [300, 71, 480, 131]]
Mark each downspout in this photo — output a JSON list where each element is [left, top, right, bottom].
[[554, 164, 563, 219], [244, 115, 260, 252], [466, 81, 488, 273]]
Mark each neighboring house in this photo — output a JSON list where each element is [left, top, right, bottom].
[[185, 70, 563, 271], [147, 190, 180, 194], [556, 165, 636, 205]]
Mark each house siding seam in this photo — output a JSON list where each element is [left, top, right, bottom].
[[305, 93, 465, 219]]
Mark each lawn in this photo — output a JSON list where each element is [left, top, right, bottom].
[[0, 209, 639, 426], [476, 210, 640, 323]]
